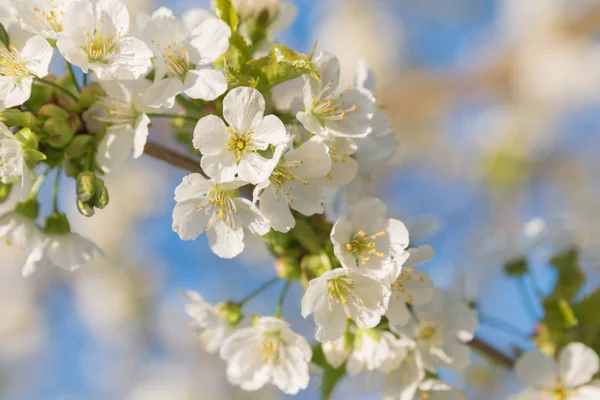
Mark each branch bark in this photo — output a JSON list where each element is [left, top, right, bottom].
[[470, 336, 516, 370], [144, 140, 206, 176]]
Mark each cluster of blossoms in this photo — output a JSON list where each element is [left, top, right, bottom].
[[1, 0, 598, 399]]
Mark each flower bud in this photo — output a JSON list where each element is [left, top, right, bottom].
[[39, 104, 69, 120], [76, 171, 96, 202], [78, 82, 104, 110], [275, 256, 301, 280], [26, 79, 55, 114], [216, 301, 243, 328], [93, 182, 109, 209], [43, 118, 74, 148], [44, 212, 71, 235], [64, 135, 92, 160], [300, 252, 332, 286], [77, 199, 95, 217], [0, 109, 38, 128]]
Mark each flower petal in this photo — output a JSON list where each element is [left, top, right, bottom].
[[192, 115, 229, 155], [184, 68, 228, 101], [558, 342, 599, 388], [515, 349, 558, 389], [223, 87, 265, 133]]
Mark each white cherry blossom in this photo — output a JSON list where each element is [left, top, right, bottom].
[[0, 122, 33, 198], [193, 87, 290, 184], [313, 135, 358, 188], [513, 342, 600, 400], [345, 330, 408, 376], [391, 289, 478, 372], [83, 79, 154, 173], [0, 35, 53, 109], [15, 0, 75, 40], [414, 379, 466, 400], [322, 335, 353, 368], [171, 173, 270, 259], [23, 231, 104, 277], [301, 268, 390, 342], [253, 137, 331, 232], [386, 245, 435, 326], [0, 212, 43, 251], [57, 0, 152, 81], [142, 14, 230, 108], [220, 316, 312, 395], [296, 51, 375, 139], [331, 197, 410, 281], [371, 350, 425, 400], [183, 290, 231, 354]]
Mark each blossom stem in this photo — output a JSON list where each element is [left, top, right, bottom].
[[275, 280, 292, 318], [147, 113, 198, 122], [469, 337, 515, 369], [82, 73, 88, 87], [27, 168, 51, 200], [66, 63, 81, 92], [52, 169, 62, 212], [239, 277, 279, 305], [517, 276, 541, 321]]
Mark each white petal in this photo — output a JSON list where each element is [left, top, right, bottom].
[[404, 245, 435, 268], [296, 110, 325, 135], [21, 35, 53, 77], [172, 199, 209, 240], [233, 198, 270, 236], [188, 18, 231, 63], [349, 197, 387, 233], [144, 77, 184, 108], [192, 115, 229, 155], [132, 114, 150, 158], [174, 173, 211, 202], [96, 124, 134, 173], [286, 139, 332, 179], [515, 349, 558, 389], [311, 51, 340, 97], [252, 115, 288, 149], [238, 152, 275, 184], [558, 342, 599, 388], [223, 87, 265, 133], [259, 188, 295, 233], [207, 222, 245, 258], [96, 0, 130, 37], [201, 152, 238, 183], [184, 68, 228, 101], [182, 8, 212, 33], [105, 37, 152, 80]]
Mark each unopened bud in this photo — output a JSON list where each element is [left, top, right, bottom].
[[216, 302, 243, 328], [275, 257, 301, 280], [93, 183, 109, 209], [26, 79, 54, 113], [76, 199, 95, 217], [0, 109, 37, 128], [39, 104, 69, 120], [68, 113, 83, 134], [300, 252, 332, 286], [43, 118, 74, 148], [64, 135, 92, 160], [76, 171, 96, 202], [78, 82, 104, 109]]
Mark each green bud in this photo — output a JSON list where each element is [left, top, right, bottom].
[[64, 135, 92, 160], [39, 104, 69, 120], [93, 183, 109, 209], [68, 113, 83, 134], [76, 171, 96, 202], [78, 82, 104, 109], [0, 182, 12, 204], [0, 109, 38, 128], [300, 252, 332, 286], [43, 117, 74, 148], [216, 302, 243, 328], [77, 199, 95, 217], [275, 257, 301, 280], [14, 198, 39, 220], [15, 128, 39, 149], [64, 159, 83, 178], [44, 212, 71, 235], [26, 79, 54, 114]]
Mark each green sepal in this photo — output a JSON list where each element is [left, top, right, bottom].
[[78, 82, 104, 110], [0, 109, 38, 129], [15, 198, 40, 220], [15, 128, 39, 149], [213, 0, 239, 32], [43, 212, 71, 235], [64, 135, 93, 160], [39, 104, 69, 120], [24, 149, 47, 164], [216, 301, 243, 328], [0, 23, 9, 48]]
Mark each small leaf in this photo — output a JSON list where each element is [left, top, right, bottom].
[[229, 32, 253, 64], [0, 23, 9, 48], [246, 47, 320, 89], [213, 0, 239, 31], [271, 44, 320, 81], [224, 63, 257, 88]]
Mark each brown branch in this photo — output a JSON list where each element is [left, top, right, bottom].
[[144, 140, 206, 176], [470, 336, 516, 370]]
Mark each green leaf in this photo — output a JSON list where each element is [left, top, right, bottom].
[[224, 63, 258, 88], [229, 32, 253, 65], [549, 249, 585, 301], [311, 345, 346, 400], [0, 23, 9, 48], [271, 44, 320, 81], [213, 0, 239, 32], [245, 45, 320, 88]]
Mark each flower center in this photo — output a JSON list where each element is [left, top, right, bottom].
[[93, 95, 138, 126], [310, 81, 358, 122], [544, 382, 571, 400], [268, 161, 308, 204], [0, 46, 28, 77], [345, 230, 386, 264], [256, 331, 283, 363], [390, 268, 425, 302], [327, 276, 363, 318], [83, 22, 123, 63], [225, 127, 257, 163], [32, 3, 64, 33], [196, 187, 238, 230], [151, 38, 190, 79]]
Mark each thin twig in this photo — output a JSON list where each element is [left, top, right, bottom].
[[144, 140, 205, 176], [470, 337, 515, 369]]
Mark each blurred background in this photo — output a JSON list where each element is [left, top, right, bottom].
[[2, 0, 600, 399]]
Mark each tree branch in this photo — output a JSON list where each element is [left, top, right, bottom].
[[144, 140, 206, 177], [470, 336, 516, 369]]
